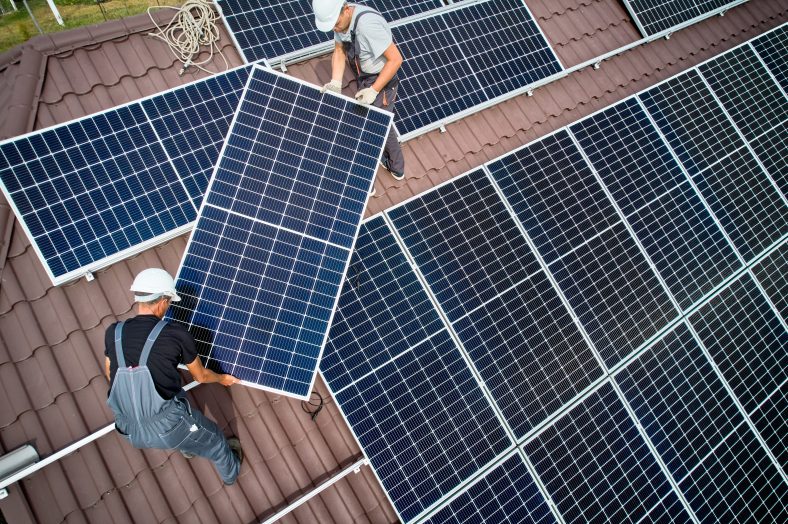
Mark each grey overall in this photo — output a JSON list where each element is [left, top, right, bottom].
[[346, 9, 405, 174], [107, 320, 240, 485]]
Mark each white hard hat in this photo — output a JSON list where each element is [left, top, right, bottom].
[[130, 268, 181, 303], [313, 0, 344, 32]]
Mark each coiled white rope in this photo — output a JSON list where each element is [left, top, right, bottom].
[[147, 0, 229, 75]]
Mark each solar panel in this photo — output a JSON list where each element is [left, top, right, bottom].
[[689, 274, 788, 415], [678, 423, 788, 522], [393, 0, 562, 137], [524, 383, 691, 523], [622, 0, 744, 37], [0, 66, 250, 285], [548, 222, 678, 369], [751, 242, 788, 321], [334, 329, 512, 522], [750, 121, 788, 196], [749, 381, 787, 473], [698, 45, 788, 143], [422, 453, 557, 524], [217, 0, 443, 63], [321, 216, 444, 392], [751, 24, 788, 92], [168, 66, 391, 398], [388, 169, 541, 324], [615, 323, 744, 482]]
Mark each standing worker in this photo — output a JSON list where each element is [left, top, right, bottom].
[[314, 0, 406, 182], [104, 268, 244, 485]]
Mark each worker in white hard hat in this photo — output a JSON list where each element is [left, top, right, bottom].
[[103, 268, 244, 486], [314, 0, 406, 183]]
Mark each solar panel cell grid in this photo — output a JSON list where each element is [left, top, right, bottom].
[[388, 169, 541, 324], [615, 323, 744, 482], [624, 0, 741, 36], [751, 242, 788, 322], [687, 148, 788, 262], [749, 382, 787, 474], [640, 69, 746, 177], [689, 274, 788, 415], [547, 221, 678, 369], [321, 216, 444, 392], [423, 453, 557, 524], [453, 269, 603, 439], [487, 129, 620, 265], [0, 105, 195, 281], [524, 382, 684, 523], [335, 329, 512, 522], [678, 423, 788, 523], [749, 121, 788, 196], [751, 25, 788, 92], [698, 45, 788, 142]]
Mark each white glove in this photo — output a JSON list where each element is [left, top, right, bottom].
[[355, 87, 379, 105], [321, 79, 342, 94]]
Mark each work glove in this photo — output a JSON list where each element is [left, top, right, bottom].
[[321, 79, 342, 94], [355, 87, 379, 105]]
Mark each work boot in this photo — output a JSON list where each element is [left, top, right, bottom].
[[380, 156, 405, 181], [228, 437, 244, 466]]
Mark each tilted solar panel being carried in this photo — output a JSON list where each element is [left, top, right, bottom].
[[622, 0, 746, 37], [168, 65, 391, 398], [0, 66, 250, 285], [216, 0, 443, 63], [392, 0, 563, 137]]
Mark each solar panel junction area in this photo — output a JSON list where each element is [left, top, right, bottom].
[[622, 0, 748, 37], [167, 65, 391, 398], [0, 65, 251, 284], [320, 25, 788, 522]]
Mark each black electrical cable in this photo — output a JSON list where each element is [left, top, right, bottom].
[[301, 391, 326, 421]]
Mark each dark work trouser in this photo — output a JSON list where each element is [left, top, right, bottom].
[[358, 75, 405, 175]]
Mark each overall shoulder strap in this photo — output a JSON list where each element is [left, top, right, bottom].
[[139, 319, 169, 367], [114, 321, 126, 368], [351, 8, 384, 37]]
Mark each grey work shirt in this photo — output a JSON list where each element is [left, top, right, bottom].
[[334, 5, 392, 75]]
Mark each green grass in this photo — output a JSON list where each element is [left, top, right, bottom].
[[0, 0, 180, 53]]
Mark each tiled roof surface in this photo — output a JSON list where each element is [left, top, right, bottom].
[[0, 0, 785, 521]]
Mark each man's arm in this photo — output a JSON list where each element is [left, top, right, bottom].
[[370, 42, 402, 93], [105, 357, 111, 381], [186, 357, 240, 387], [331, 40, 347, 83]]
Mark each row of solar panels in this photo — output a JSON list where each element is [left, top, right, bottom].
[[0, 0, 562, 284], [218, 0, 749, 64], [318, 24, 787, 522]]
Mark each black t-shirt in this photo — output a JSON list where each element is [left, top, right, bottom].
[[104, 315, 199, 400]]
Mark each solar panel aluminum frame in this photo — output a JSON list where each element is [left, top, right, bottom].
[[172, 64, 392, 399], [0, 63, 251, 286], [621, 0, 749, 38]]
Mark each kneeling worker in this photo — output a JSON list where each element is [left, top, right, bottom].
[[104, 268, 243, 485], [314, 0, 406, 181]]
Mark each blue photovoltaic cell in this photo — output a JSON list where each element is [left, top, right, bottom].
[[142, 66, 250, 207], [750, 382, 787, 473], [751, 242, 788, 321], [388, 169, 541, 324], [689, 274, 788, 414], [547, 221, 677, 369], [487, 130, 619, 265], [678, 423, 788, 522], [687, 148, 788, 262], [0, 104, 195, 281], [335, 329, 512, 522], [524, 383, 689, 523], [627, 180, 741, 310], [752, 25, 788, 92], [321, 216, 443, 392], [423, 453, 556, 524], [393, 0, 561, 135], [570, 98, 687, 217], [750, 121, 788, 196], [168, 67, 390, 397], [640, 69, 745, 177], [453, 269, 603, 439], [615, 323, 744, 482], [699, 45, 788, 142], [218, 0, 443, 63], [624, 0, 742, 36]]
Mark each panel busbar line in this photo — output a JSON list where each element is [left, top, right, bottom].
[[216, 0, 443, 64], [168, 65, 391, 398], [0, 65, 251, 285]]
